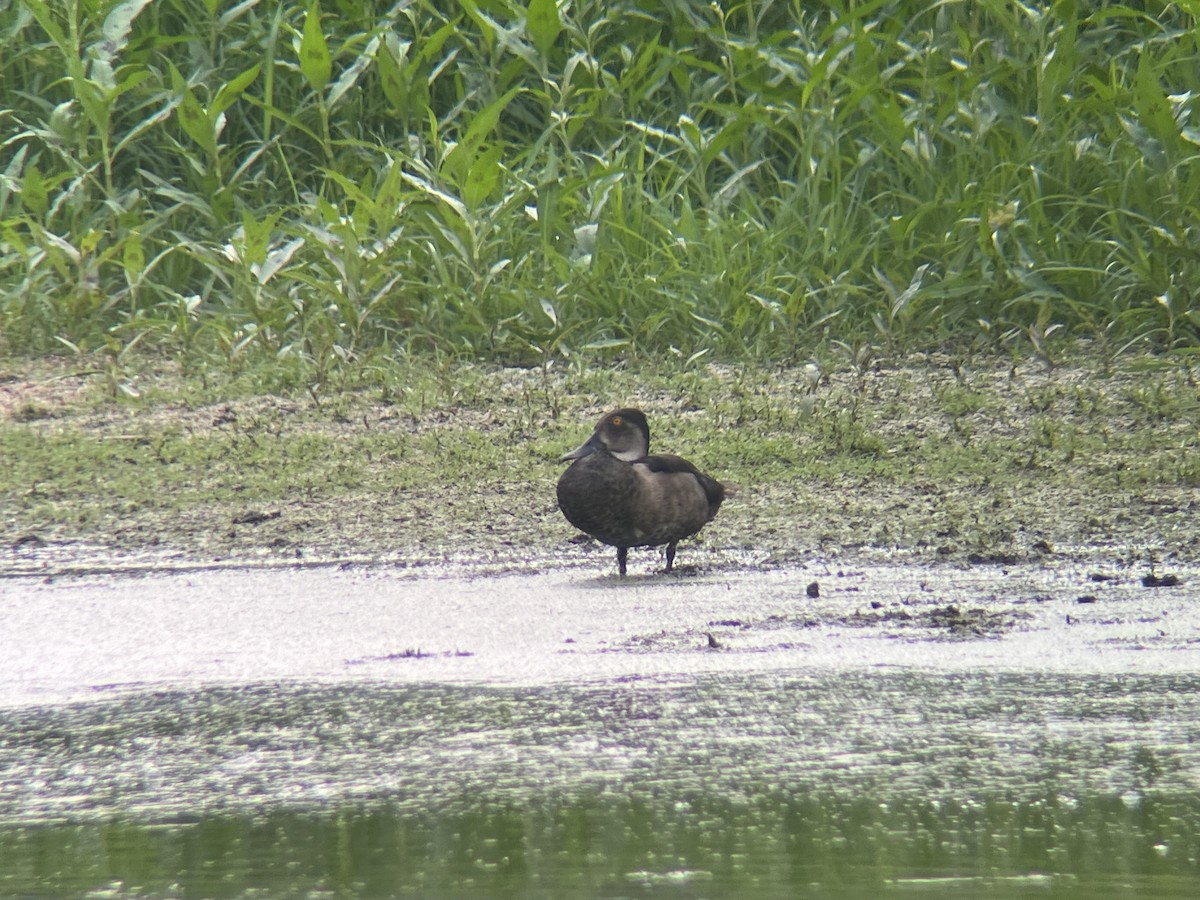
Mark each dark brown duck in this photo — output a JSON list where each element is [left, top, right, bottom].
[[557, 408, 724, 576]]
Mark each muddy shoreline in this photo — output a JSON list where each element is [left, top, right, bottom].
[[3, 353, 1199, 578]]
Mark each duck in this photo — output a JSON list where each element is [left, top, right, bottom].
[[556, 408, 725, 576]]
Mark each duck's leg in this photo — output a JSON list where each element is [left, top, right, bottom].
[[665, 541, 678, 572], [617, 546, 628, 577]]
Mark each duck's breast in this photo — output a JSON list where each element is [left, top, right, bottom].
[[556, 452, 643, 546]]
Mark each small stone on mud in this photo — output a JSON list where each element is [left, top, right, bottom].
[[212, 406, 237, 426], [232, 510, 281, 526], [1143, 573, 1181, 588], [967, 551, 1021, 566], [1076, 595, 1098, 604], [806, 581, 820, 598]]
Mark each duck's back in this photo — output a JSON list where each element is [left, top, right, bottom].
[[633, 454, 724, 545]]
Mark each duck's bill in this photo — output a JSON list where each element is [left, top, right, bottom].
[[558, 432, 602, 462]]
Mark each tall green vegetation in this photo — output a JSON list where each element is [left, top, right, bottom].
[[2, 0, 1198, 370]]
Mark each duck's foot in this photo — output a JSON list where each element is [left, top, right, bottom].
[[664, 541, 678, 573]]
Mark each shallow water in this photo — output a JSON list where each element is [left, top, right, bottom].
[[2, 559, 1199, 896]]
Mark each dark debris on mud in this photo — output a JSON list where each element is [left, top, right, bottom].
[[613, 600, 1034, 655], [845, 604, 1035, 640]]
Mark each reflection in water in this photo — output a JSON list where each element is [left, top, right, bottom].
[[2, 672, 1200, 897], [3, 792, 1199, 898]]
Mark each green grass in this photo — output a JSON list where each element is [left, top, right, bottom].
[[3, 1, 1199, 374]]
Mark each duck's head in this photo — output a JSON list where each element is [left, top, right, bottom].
[[559, 408, 650, 463]]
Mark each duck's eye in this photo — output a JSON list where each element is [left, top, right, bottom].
[[611, 416, 622, 426]]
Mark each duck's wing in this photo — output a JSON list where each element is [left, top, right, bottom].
[[641, 453, 725, 516]]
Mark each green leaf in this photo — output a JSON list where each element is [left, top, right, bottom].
[[101, 0, 154, 54], [376, 39, 408, 114], [20, 0, 68, 56], [2, 225, 29, 257], [700, 114, 748, 167], [583, 338, 631, 351], [463, 144, 504, 209], [1135, 49, 1176, 149], [371, 161, 407, 234], [457, 0, 495, 51], [802, 31, 856, 108], [211, 64, 262, 119], [177, 82, 216, 158], [676, 195, 698, 242], [300, 1, 332, 93], [123, 229, 145, 282], [527, 0, 560, 60], [240, 209, 284, 267], [414, 19, 459, 69], [47, 101, 80, 145], [444, 86, 521, 185], [329, 36, 376, 107], [0, 145, 26, 211], [21, 163, 48, 218], [73, 76, 111, 135]]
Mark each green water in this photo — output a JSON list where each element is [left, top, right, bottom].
[[2, 672, 1199, 898]]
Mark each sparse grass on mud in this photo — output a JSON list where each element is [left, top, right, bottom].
[[2, 351, 1198, 573]]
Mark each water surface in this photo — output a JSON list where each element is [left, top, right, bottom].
[[2, 560, 1198, 897]]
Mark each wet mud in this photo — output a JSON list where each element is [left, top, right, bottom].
[[3, 555, 1198, 709], [3, 554, 1200, 896]]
